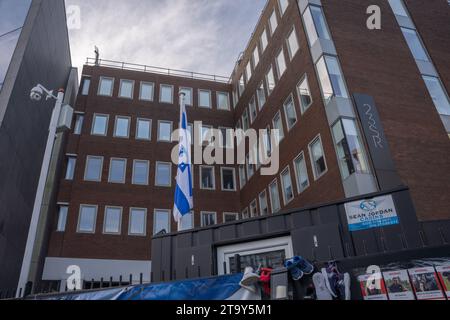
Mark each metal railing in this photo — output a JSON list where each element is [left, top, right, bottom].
[[85, 58, 231, 84]]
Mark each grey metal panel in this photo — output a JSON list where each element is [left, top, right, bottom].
[[342, 173, 378, 198], [196, 229, 214, 246], [266, 215, 288, 233], [176, 233, 193, 249], [217, 225, 238, 242], [440, 115, 450, 133], [298, 0, 322, 14], [325, 97, 355, 126], [238, 220, 261, 238], [351, 230, 382, 256], [291, 211, 313, 229], [416, 60, 438, 77], [317, 205, 340, 225], [310, 38, 337, 64]]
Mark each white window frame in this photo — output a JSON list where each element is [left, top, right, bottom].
[[84, 156, 104, 182], [220, 167, 237, 192], [308, 134, 328, 181], [253, 46, 260, 69], [56, 204, 69, 232], [98, 76, 114, 97], [269, 9, 278, 36], [283, 93, 298, 131], [201, 211, 217, 227], [73, 112, 85, 135], [77, 204, 98, 234], [81, 76, 91, 96], [113, 116, 131, 138], [223, 212, 240, 223], [132, 160, 150, 186], [275, 48, 287, 79], [250, 199, 258, 217], [272, 111, 285, 143], [108, 158, 127, 184], [103, 206, 123, 235], [260, 28, 269, 53], [217, 91, 230, 111], [265, 66, 276, 96], [269, 179, 281, 214], [249, 96, 258, 124], [246, 62, 252, 82], [200, 165, 216, 190], [199, 89, 212, 109], [259, 190, 269, 216], [128, 208, 147, 236], [286, 27, 300, 60], [118, 79, 134, 99], [297, 74, 313, 114], [136, 118, 152, 141], [280, 166, 294, 205], [155, 161, 172, 187], [160, 84, 174, 104], [91, 113, 109, 136], [157, 120, 173, 142], [139, 81, 155, 101], [153, 209, 171, 235], [179, 87, 193, 106], [278, 0, 289, 16], [293, 151, 310, 194], [257, 81, 267, 111], [65, 155, 77, 181]]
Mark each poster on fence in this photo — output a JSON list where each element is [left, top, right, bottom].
[[408, 267, 445, 300], [383, 270, 415, 300], [436, 265, 450, 299], [358, 273, 388, 300]]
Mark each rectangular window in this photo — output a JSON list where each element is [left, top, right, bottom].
[[129, 208, 147, 236], [232, 88, 239, 109], [114, 116, 130, 138], [266, 66, 276, 96], [269, 9, 278, 35], [388, 0, 409, 17], [294, 152, 310, 193], [239, 75, 245, 97], [401, 27, 429, 62], [246, 62, 252, 82], [261, 29, 269, 52], [283, 94, 297, 130], [180, 87, 193, 106], [259, 190, 269, 216], [316, 55, 348, 104], [332, 118, 369, 180], [84, 156, 103, 182], [281, 167, 294, 205], [65, 156, 77, 180], [91, 114, 109, 136], [133, 160, 149, 185], [154, 209, 170, 235], [309, 135, 328, 180], [81, 77, 91, 96], [74, 113, 84, 135], [276, 49, 287, 78], [108, 158, 127, 184], [242, 108, 250, 131], [257, 81, 267, 110], [158, 121, 172, 142], [239, 165, 246, 189], [98, 77, 114, 96], [201, 125, 213, 144], [278, 0, 289, 16], [201, 212, 217, 227], [272, 112, 285, 144], [287, 27, 299, 60], [297, 75, 313, 113], [136, 118, 152, 140], [179, 211, 194, 231], [242, 208, 250, 219], [155, 162, 172, 187], [250, 200, 258, 217], [160, 84, 174, 104], [246, 154, 255, 180], [103, 207, 122, 234], [56, 205, 68, 232], [423, 75, 450, 116], [199, 89, 212, 108], [253, 46, 260, 68], [200, 166, 215, 190], [224, 212, 239, 223], [140, 82, 154, 101], [217, 92, 230, 110], [269, 180, 281, 213], [249, 96, 258, 124], [221, 168, 236, 191], [78, 205, 97, 233], [119, 79, 134, 99], [263, 126, 272, 157], [303, 5, 331, 47], [219, 127, 232, 149]]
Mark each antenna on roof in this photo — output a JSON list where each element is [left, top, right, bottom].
[[94, 46, 100, 66]]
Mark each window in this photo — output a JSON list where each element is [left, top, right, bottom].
[[219, 127, 233, 149], [217, 92, 230, 110], [283, 94, 297, 130], [401, 27, 429, 62], [103, 207, 122, 234], [263, 126, 272, 157], [269, 10, 278, 35], [114, 116, 130, 138], [297, 75, 313, 113], [265, 67, 276, 96], [257, 81, 267, 110], [280, 167, 294, 205], [119, 79, 134, 99], [154, 209, 170, 235], [200, 166, 215, 190], [129, 208, 147, 236], [269, 180, 281, 214], [224, 212, 239, 223], [253, 46, 260, 69], [155, 162, 172, 187], [201, 212, 217, 227], [316, 55, 348, 104], [199, 89, 212, 108], [249, 96, 258, 124], [187, 123, 193, 145], [242, 108, 250, 131], [246, 154, 255, 179], [242, 208, 250, 219], [294, 152, 310, 193], [221, 168, 236, 191], [287, 28, 299, 60], [232, 88, 239, 108], [98, 77, 114, 96], [91, 114, 109, 136], [388, 0, 409, 17], [180, 87, 193, 106], [309, 135, 327, 180], [78, 205, 97, 233], [74, 113, 84, 135], [250, 200, 258, 217], [133, 160, 149, 185], [239, 165, 246, 189], [136, 118, 151, 140], [259, 190, 269, 216], [179, 211, 194, 231], [158, 121, 172, 142], [261, 29, 269, 52], [201, 125, 213, 144], [272, 112, 285, 144], [108, 158, 127, 184], [160, 84, 173, 104], [65, 156, 77, 180], [423, 76, 450, 116], [276, 49, 287, 78], [246, 62, 252, 82], [332, 119, 369, 180], [140, 82, 154, 101], [84, 156, 103, 182], [56, 205, 68, 232], [278, 0, 289, 15], [81, 77, 91, 95], [239, 75, 245, 97], [303, 5, 331, 46]]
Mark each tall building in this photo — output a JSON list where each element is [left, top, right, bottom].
[[40, 0, 450, 292], [0, 0, 76, 294]]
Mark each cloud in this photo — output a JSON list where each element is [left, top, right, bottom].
[[66, 0, 266, 77]]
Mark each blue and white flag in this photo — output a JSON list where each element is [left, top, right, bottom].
[[173, 93, 194, 225]]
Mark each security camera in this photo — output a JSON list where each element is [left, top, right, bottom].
[[30, 85, 44, 101]]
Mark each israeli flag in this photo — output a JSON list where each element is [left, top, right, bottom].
[[173, 92, 194, 225]]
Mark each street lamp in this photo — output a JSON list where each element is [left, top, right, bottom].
[[17, 84, 71, 297]]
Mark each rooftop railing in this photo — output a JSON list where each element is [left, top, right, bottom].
[[85, 58, 231, 84]]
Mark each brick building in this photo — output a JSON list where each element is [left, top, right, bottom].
[[40, 0, 450, 290]]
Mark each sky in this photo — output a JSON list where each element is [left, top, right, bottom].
[[65, 0, 267, 78]]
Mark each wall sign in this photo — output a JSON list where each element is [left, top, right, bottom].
[[344, 195, 399, 231]]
